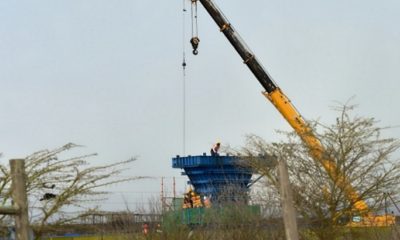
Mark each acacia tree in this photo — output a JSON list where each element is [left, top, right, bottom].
[[0, 143, 142, 239], [232, 103, 400, 238]]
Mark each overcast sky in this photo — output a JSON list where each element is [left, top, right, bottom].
[[1, 0, 399, 211]]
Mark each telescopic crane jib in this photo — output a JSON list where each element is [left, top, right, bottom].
[[195, 0, 395, 226]]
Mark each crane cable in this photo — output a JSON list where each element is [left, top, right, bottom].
[[182, 0, 187, 155], [190, 0, 200, 55]]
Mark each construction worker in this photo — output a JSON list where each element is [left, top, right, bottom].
[[142, 223, 149, 236], [210, 142, 221, 156], [203, 195, 211, 208], [156, 223, 162, 233], [183, 192, 192, 208], [191, 192, 202, 208], [183, 187, 194, 208]]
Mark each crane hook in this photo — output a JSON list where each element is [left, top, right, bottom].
[[190, 37, 200, 55]]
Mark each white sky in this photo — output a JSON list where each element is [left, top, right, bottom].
[[1, 0, 399, 211]]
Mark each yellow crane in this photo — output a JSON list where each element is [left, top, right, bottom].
[[195, 0, 395, 226]]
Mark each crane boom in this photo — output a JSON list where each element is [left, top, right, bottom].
[[198, 0, 369, 213]]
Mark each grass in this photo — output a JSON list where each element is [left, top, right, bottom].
[[43, 226, 400, 240]]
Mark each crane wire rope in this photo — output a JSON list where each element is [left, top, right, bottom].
[[191, 0, 199, 38], [190, 0, 200, 55], [182, 0, 187, 155]]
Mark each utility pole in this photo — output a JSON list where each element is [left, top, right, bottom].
[[278, 158, 299, 240], [0, 159, 30, 240]]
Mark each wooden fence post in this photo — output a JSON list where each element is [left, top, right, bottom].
[[10, 159, 30, 240], [278, 158, 299, 240]]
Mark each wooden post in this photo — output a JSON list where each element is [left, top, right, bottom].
[[10, 159, 30, 240], [173, 177, 176, 199], [278, 158, 299, 240]]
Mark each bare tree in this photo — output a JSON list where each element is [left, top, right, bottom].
[[0, 143, 143, 239], [232, 103, 400, 239]]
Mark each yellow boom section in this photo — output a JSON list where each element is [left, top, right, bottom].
[[263, 88, 369, 213]]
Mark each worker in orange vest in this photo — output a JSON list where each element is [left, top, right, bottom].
[[183, 189, 193, 208], [210, 142, 221, 156]]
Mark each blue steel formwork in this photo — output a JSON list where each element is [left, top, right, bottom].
[[172, 155, 253, 203]]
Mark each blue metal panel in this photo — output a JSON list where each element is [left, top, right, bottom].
[[172, 156, 244, 168], [172, 155, 253, 202]]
